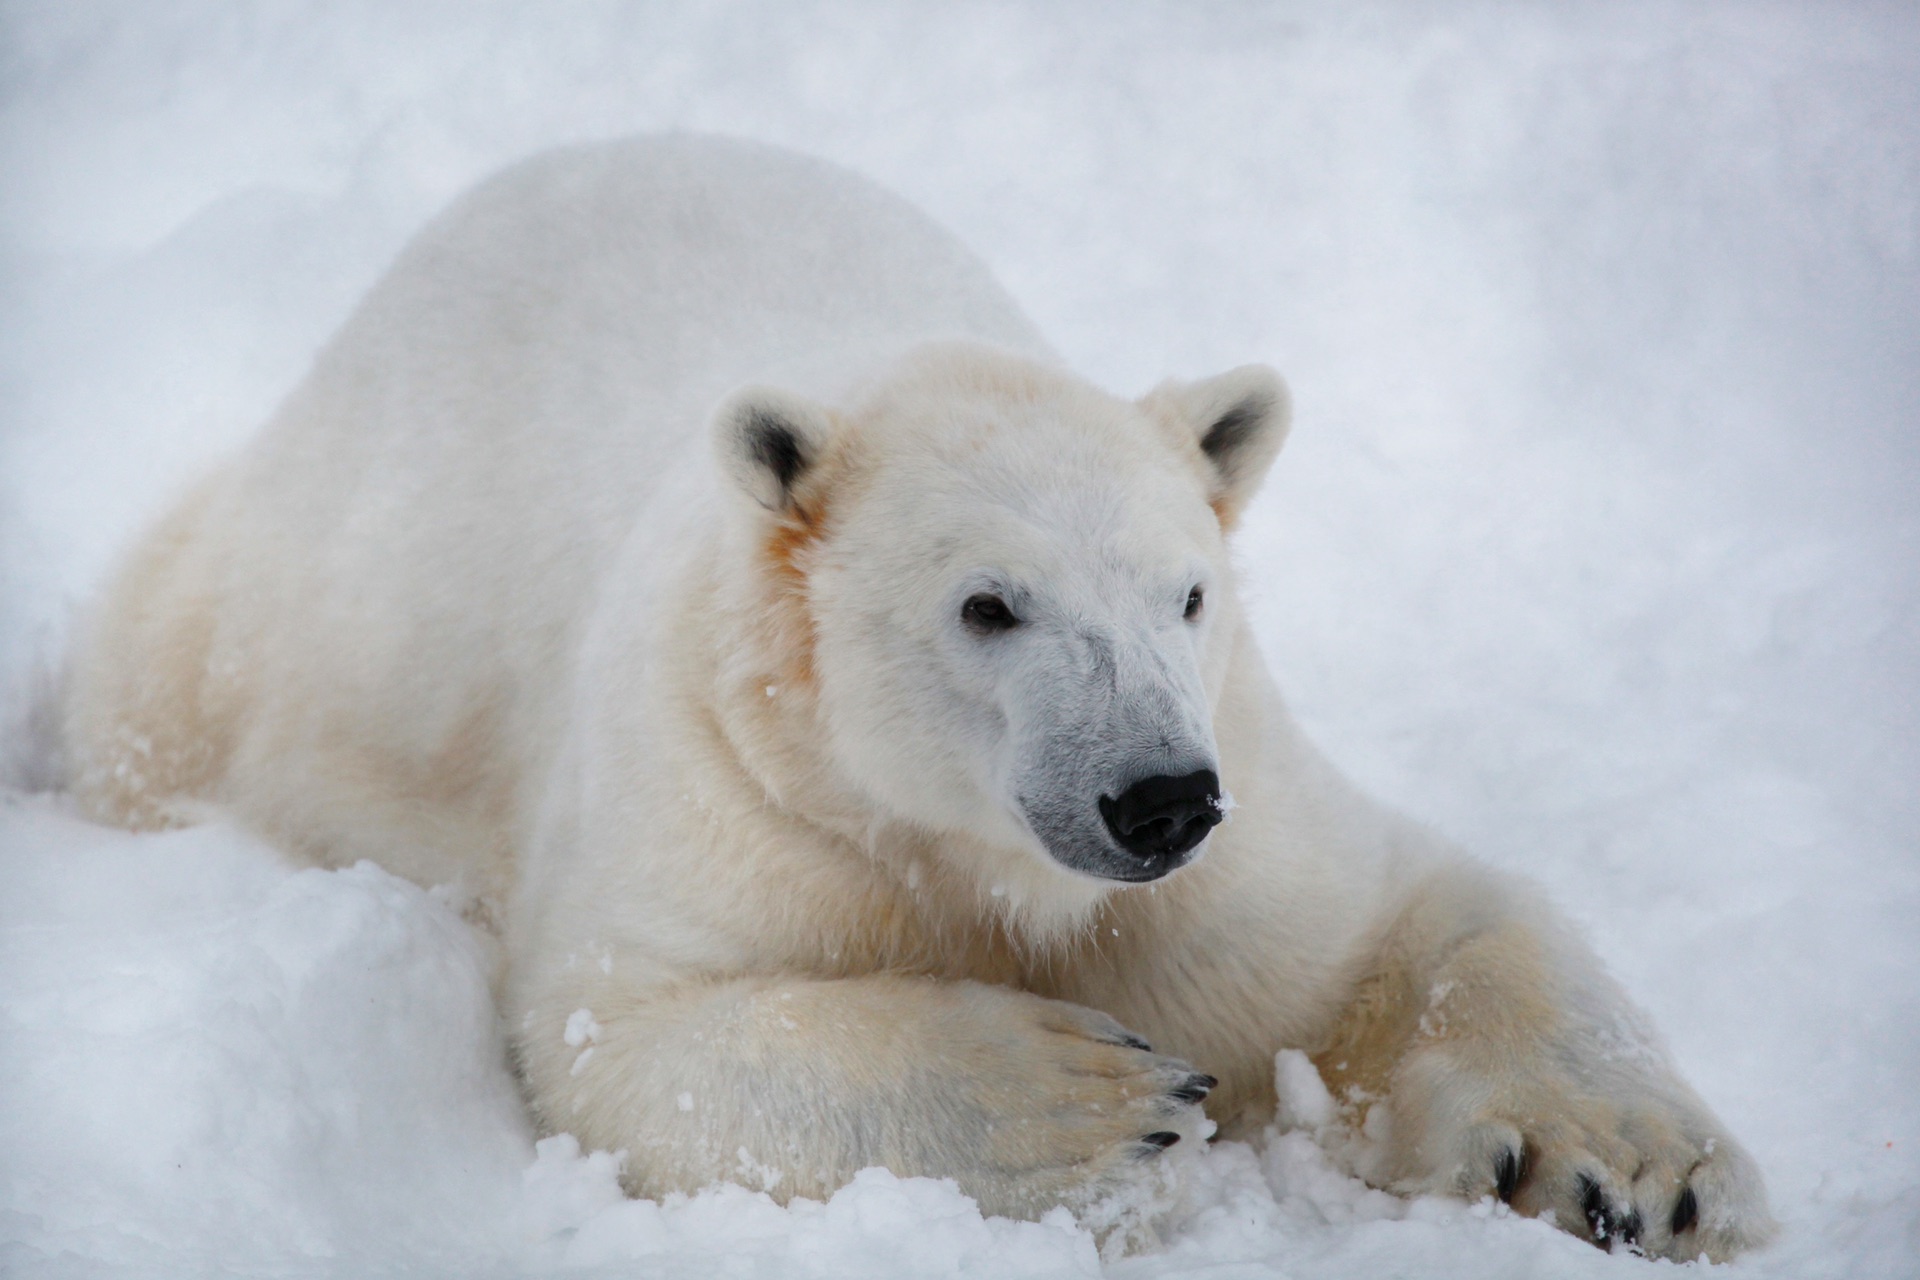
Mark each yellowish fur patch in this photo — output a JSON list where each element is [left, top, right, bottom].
[[67, 474, 237, 830]]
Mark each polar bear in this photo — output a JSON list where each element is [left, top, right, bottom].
[[66, 135, 1772, 1260]]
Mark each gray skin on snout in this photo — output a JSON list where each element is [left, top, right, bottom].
[[1007, 620, 1221, 882]]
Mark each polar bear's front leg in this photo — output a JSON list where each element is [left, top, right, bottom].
[[513, 972, 1214, 1218], [1316, 863, 1775, 1261]]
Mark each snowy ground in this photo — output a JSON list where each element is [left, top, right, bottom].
[[2, 3, 1917, 1277]]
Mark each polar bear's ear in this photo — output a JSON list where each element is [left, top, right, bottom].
[[1140, 364, 1291, 525], [713, 386, 839, 517]]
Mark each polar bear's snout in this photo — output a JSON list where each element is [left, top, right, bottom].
[[1004, 618, 1223, 883], [1099, 768, 1223, 866]]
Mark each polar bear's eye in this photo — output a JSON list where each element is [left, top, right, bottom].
[[1185, 586, 1205, 620], [962, 594, 1020, 634]]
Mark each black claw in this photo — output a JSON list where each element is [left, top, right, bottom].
[[1167, 1073, 1217, 1104], [1140, 1130, 1182, 1153], [1671, 1185, 1699, 1235], [1579, 1174, 1613, 1242], [1494, 1146, 1525, 1203], [1573, 1176, 1638, 1251], [1113, 1033, 1153, 1052]]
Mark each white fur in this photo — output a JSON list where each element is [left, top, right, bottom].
[[65, 136, 1773, 1259]]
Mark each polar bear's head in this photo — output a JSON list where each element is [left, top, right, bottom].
[[715, 343, 1288, 907]]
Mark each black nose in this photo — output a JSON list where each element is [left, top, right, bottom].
[[1099, 770, 1223, 862]]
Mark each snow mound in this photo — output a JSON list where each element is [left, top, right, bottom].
[[0, 796, 529, 1277], [0, 797, 1827, 1280]]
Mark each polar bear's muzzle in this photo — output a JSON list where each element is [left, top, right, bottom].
[[1002, 621, 1222, 883]]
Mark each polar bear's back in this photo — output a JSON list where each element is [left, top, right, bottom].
[[68, 136, 1044, 898], [273, 134, 1047, 578]]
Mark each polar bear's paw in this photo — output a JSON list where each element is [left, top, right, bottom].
[[957, 996, 1215, 1222], [1384, 1043, 1776, 1262]]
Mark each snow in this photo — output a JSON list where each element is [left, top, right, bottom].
[[1, 2, 1916, 1277]]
